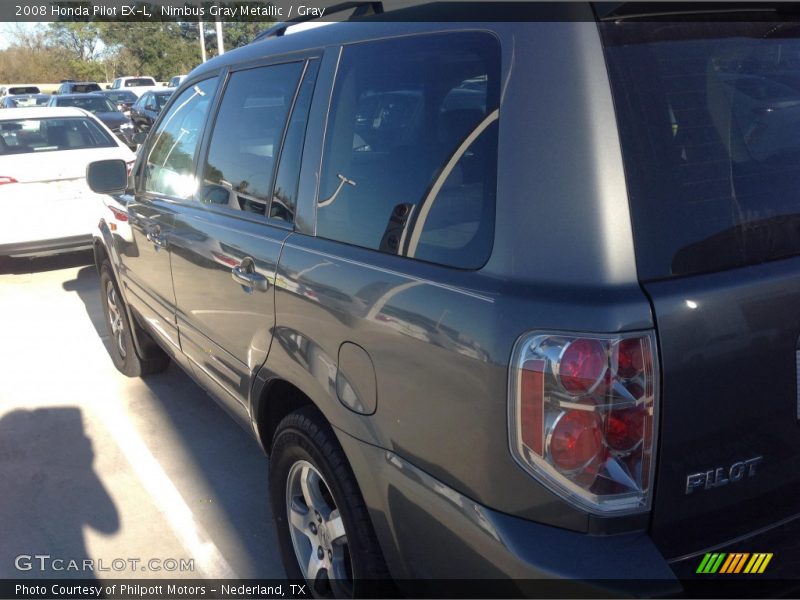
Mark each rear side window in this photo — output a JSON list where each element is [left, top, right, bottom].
[[144, 78, 217, 200], [271, 60, 319, 223], [0, 117, 116, 154], [199, 62, 305, 218], [316, 32, 500, 269], [602, 21, 800, 279], [154, 93, 173, 109]]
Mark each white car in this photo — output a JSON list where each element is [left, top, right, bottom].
[[0, 107, 135, 258]]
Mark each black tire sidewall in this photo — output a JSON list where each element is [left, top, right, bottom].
[[99, 262, 140, 377], [269, 413, 384, 592]]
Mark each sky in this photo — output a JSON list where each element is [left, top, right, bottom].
[[0, 22, 45, 50]]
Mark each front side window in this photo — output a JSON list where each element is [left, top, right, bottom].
[[144, 78, 217, 200], [199, 62, 304, 217], [316, 32, 500, 269], [0, 117, 116, 154]]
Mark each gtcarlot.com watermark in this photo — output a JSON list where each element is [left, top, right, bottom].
[[15, 554, 194, 573]]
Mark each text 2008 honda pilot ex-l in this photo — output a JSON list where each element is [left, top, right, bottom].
[[86, 3, 800, 596]]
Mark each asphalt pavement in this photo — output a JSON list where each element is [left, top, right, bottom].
[[0, 252, 285, 580]]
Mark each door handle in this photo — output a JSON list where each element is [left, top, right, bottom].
[[231, 260, 269, 292]]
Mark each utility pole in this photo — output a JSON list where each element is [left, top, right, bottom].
[[198, 20, 207, 63], [215, 19, 224, 55]]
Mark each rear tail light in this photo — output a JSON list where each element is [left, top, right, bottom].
[[510, 331, 658, 514], [108, 205, 128, 222], [0, 176, 18, 185], [126, 161, 135, 176]]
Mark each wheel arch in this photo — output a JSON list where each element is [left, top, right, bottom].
[[252, 378, 318, 455]]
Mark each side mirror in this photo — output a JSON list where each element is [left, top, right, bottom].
[[132, 131, 148, 145], [106, 85, 111, 89], [87, 159, 128, 195]]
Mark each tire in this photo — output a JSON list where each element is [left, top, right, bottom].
[[270, 407, 391, 598], [99, 260, 169, 377]]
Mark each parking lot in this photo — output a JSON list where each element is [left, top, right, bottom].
[[0, 253, 284, 580]]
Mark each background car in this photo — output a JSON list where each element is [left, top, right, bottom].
[[55, 81, 102, 95], [129, 89, 173, 134], [97, 90, 139, 116], [48, 94, 135, 149], [0, 106, 134, 258], [1, 94, 50, 109], [109, 76, 163, 98], [110, 76, 157, 89], [0, 85, 41, 97]]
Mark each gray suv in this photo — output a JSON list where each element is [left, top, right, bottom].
[[87, 3, 800, 596]]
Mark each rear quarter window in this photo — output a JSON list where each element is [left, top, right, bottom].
[[602, 21, 800, 279]]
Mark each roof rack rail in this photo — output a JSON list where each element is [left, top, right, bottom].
[[252, 1, 384, 42]]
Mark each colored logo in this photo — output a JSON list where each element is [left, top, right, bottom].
[[696, 552, 773, 574]]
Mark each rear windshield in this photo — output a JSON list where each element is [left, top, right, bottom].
[[602, 21, 800, 279], [6, 95, 48, 108], [71, 83, 101, 93], [125, 78, 155, 87], [0, 117, 116, 154], [104, 91, 137, 103], [8, 86, 40, 95], [57, 96, 116, 114]]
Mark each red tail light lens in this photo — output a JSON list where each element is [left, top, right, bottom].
[[0, 176, 18, 185], [557, 338, 607, 394], [108, 205, 128, 222], [549, 410, 603, 472], [510, 331, 658, 514], [126, 161, 135, 176]]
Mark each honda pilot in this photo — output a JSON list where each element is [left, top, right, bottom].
[[87, 3, 800, 596]]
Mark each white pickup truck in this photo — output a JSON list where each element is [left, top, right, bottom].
[[109, 76, 165, 98]]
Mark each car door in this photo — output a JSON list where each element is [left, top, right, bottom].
[[169, 58, 319, 412], [120, 77, 219, 353], [142, 95, 159, 131], [130, 94, 149, 132]]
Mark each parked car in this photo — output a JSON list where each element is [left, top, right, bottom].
[[1, 94, 50, 108], [129, 89, 173, 134], [97, 90, 139, 116], [0, 85, 41, 97], [109, 76, 163, 98], [167, 75, 187, 88], [55, 81, 102, 95], [110, 76, 158, 89], [86, 5, 800, 596], [48, 94, 135, 149], [0, 107, 134, 258]]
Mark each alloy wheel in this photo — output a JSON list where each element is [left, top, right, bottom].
[[286, 460, 353, 597]]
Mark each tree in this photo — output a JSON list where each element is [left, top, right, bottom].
[[221, 22, 264, 51], [98, 22, 203, 80], [48, 23, 102, 62]]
